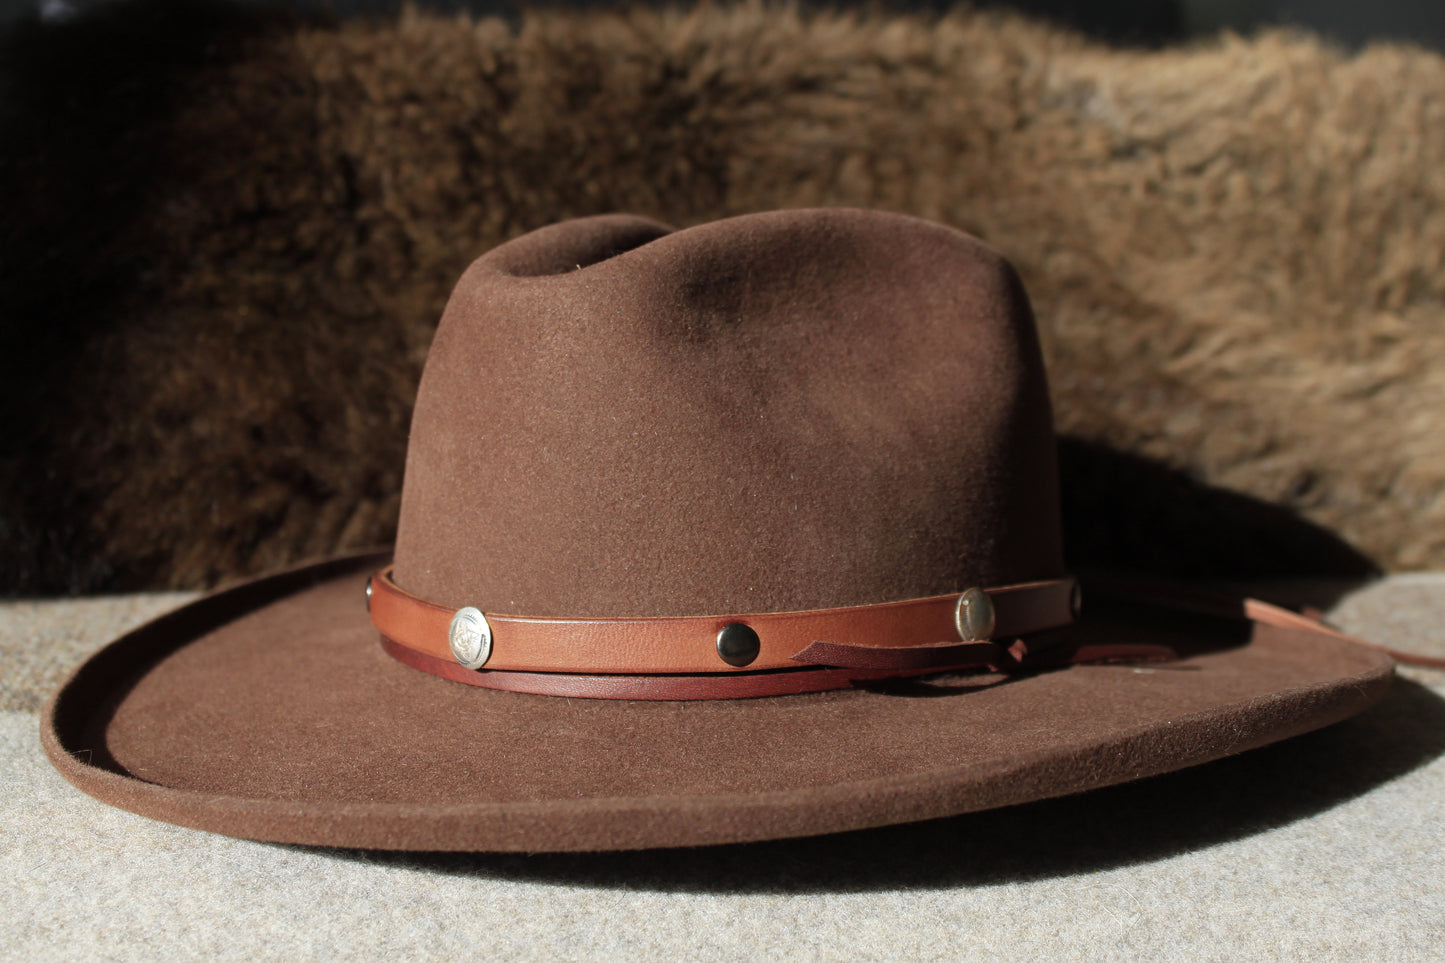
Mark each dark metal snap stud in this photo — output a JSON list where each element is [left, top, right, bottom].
[[716, 623, 761, 667], [365, 577, 373, 613], [954, 587, 997, 641], [449, 606, 494, 670], [1070, 581, 1083, 620]]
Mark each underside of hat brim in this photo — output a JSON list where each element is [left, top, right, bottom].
[[41, 552, 1393, 852]]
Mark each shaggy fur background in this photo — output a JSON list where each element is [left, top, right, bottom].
[[2, 0, 1443, 593]]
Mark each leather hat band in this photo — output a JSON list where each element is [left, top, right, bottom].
[[366, 568, 1127, 698]]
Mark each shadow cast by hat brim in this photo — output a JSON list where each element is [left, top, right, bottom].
[[42, 553, 1393, 853]]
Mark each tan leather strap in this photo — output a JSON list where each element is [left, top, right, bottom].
[[369, 567, 1078, 675], [1276, 602, 1445, 669], [1082, 575, 1445, 668], [790, 638, 1006, 671]]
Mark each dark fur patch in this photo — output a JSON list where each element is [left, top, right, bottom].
[[6, 0, 1440, 593]]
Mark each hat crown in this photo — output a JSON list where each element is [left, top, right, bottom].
[[393, 209, 1062, 616]]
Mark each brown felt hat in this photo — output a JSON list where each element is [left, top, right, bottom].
[[43, 209, 1395, 851]]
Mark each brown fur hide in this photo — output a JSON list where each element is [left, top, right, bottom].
[[3, 0, 1443, 593]]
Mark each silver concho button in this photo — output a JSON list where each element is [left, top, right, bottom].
[[954, 587, 997, 641], [448, 606, 493, 669]]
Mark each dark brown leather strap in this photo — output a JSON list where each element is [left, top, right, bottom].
[[379, 632, 1181, 700], [379, 635, 1013, 699], [369, 567, 1079, 674]]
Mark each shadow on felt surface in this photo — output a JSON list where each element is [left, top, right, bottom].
[[1058, 438, 1380, 585], [321, 677, 1445, 892]]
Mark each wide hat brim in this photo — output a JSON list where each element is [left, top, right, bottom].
[[43, 552, 1393, 852]]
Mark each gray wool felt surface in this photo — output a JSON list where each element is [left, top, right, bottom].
[[6, 578, 1445, 961]]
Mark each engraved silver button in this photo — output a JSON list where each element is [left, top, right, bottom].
[[954, 587, 996, 641], [716, 623, 761, 667], [449, 606, 493, 669], [365, 577, 373, 612]]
